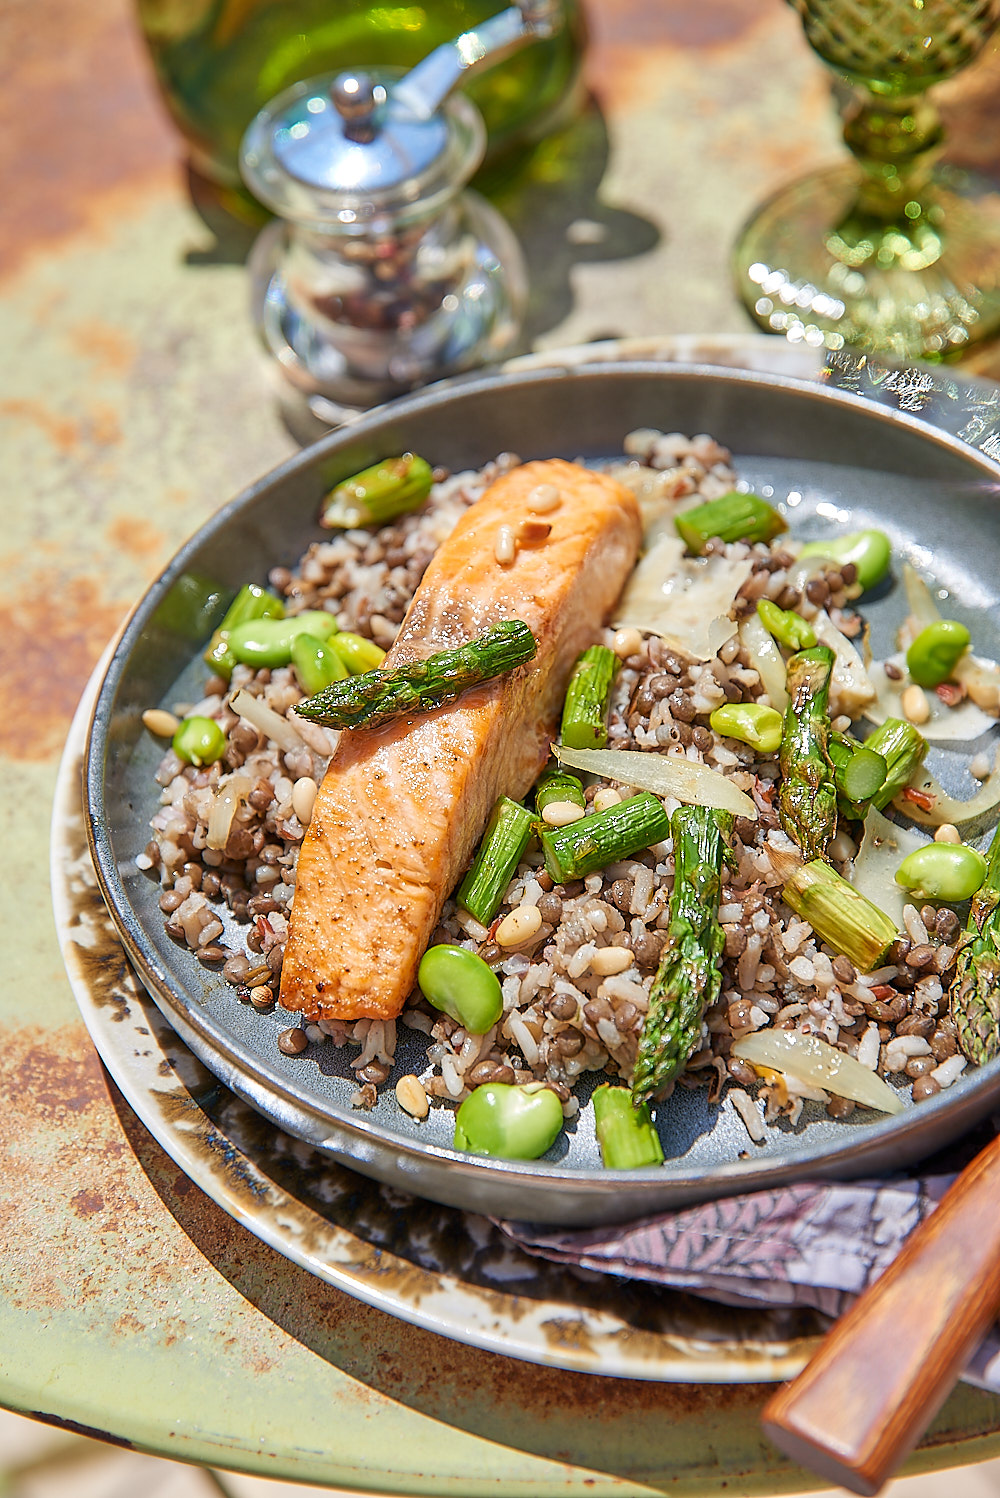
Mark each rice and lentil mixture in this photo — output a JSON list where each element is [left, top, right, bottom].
[[141, 433, 966, 1138]]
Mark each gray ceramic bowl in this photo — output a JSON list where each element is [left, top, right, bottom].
[[86, 361, 1000, 1225]]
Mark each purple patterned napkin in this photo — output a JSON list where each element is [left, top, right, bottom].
[[498, 1130, 1000, 1391]]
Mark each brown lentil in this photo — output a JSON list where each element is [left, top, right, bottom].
[[727, 1058, 758, 1088], [537, 892, 564, 925], [930, 1027, 958, 1062], [905, 1055, 937, 1079], [896, 1014, 934, 1039], [467, 1059, 508, 1086], [826, 1095, 856, 1119], [905, 944, 936, 971], [911, 1074, 941, 1102], [831, 954, 856, 985], [196, 944, 228, 964]]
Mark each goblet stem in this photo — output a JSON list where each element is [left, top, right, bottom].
[[733, 0, 1000, 360], [840, 90, 942, 220]]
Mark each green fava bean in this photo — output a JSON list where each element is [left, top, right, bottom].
[[227, 611, 338, 669], [709, 702, 783, 753], [906, 619, 971, 689], [417, 944, 503, 1035], [757, 598, 816, 652], [453, 1082, 564, 1160], [173, 715, 227, 766], [331, 631, 386, 673], [798, 529, 892, 592], [291, 632, 348, 695], [895, 843, 988, 903]]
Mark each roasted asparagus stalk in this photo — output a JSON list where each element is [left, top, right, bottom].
[[951, 822, 1000, 1065], [778, 645, 838, 862], [631, 805, 732, 1107], [863, 716, 928, 811], [296, 619, 536, 729]]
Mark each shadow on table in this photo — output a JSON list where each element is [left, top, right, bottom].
[[106, 1075, 1000, 1494], [180, 93, 660, 355]]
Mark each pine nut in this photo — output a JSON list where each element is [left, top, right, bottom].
[[829, 830, 857, 862], [494, 525, 517, 565], [612, 628, 643, 659], [526, 483, 560, 513], [592, 788, 622, 814], [516, 518, 552, 544], [395, 1074, 429, 1119], [292, 776, 318, 825], [277, 1026, 308, 1055], [935, 823, 962, 844], [142, 708, 181, 737], [590, 946, 633, 976], [901, 684, 930, 724], [495, 903, 543, 947], [541, 800, 586, 826]]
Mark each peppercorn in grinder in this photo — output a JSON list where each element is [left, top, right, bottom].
[[240, 1, 560, 423]]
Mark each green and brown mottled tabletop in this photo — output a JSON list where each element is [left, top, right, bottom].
[[4, 0, 1000, 1491]]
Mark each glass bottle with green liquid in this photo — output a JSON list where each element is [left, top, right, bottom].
[[136, 0, 585, 189]]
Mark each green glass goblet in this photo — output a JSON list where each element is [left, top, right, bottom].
[[733, 0, 1000, 361]]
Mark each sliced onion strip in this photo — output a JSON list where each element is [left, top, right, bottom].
[[206, 772, 253, 852], [851, 807, 927, 930], [891, 746, 1000, 827], [738, 614, 788, 711], [553, 744, 757, 819], [230, 687, 305, 754], [811, 609, 876, 718], [731, 1030, 904, 1114], [902, 562, 941, 628]]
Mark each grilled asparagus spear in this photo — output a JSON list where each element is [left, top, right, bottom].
[[778, 644, 838, 862], [296, 619, 536, 729], [951, 822, 1000, 1065], [631, 805, 732, 1107]]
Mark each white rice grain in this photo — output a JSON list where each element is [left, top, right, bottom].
[[857, 1022, 881, 1070], [630, 866, 655, 914], [932, 1054, 967, 1089], [903, 904, 930, 945], [730, 1088, 766, 1143]]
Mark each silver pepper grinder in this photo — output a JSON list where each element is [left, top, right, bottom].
[[241, 1, 559, 424]]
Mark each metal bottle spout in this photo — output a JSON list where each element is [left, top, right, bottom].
[[391, 0, 564, 121]]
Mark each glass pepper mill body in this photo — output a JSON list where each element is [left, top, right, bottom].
[[240, 8, 547, 418]]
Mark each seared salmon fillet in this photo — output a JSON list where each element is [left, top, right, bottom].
[[279, 458, 642, 1022]]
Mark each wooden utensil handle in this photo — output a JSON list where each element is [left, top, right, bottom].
[[762, 1131, 1000, 1496]]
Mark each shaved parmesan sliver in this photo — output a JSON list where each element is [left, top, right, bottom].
[[739, 614, 788, 712], [552, 744, 757, 819], [955, 654, 1000, 715], [892, 746, 1000, 828], [852, 807, 927, 930], [732, 1030, 904, 1115], [866, 656, 995, 742], [811, 609, 876, 719], [613, 535, 750, 661]]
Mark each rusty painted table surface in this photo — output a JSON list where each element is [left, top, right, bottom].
[[5, 0, 1000, 1491]]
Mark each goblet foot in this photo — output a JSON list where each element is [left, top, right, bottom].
[[734, 162, 1000, 361]]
